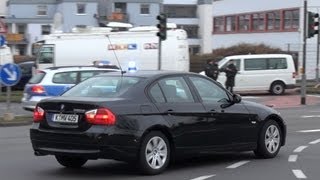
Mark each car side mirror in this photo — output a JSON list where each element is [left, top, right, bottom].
[[233, 94, 242, 103]]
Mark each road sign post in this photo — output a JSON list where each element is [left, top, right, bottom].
[[0, 63, 22, 121]]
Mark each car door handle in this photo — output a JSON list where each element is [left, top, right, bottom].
[[208, 109, 215, 112], [166, 109, 174, 113]]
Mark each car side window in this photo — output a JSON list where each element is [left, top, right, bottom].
[[221, 59, 241, 71], [158, 77, 194, 103], [52, 72, 77, 84], [80, 71, 96, 81], [189, 76, 229, 103], [150, 83, 166, 103]]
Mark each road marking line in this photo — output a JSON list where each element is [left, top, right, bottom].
[[301, 115, 320, 118], [190, 174, 216, 180], [309, 139, 320, 145], [292, 169, 307, 179], [293, 146, 308, 153], [298, 129, 320, 133], [242, 96, 260, 99], [288, 155, 298, 162], [226, 160, 250, 169]]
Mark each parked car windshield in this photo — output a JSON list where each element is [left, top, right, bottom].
[[62, 76, 143, 97]]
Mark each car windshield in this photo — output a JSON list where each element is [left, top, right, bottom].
[[218, 57, 228, 68], [62, 76, 143, 98]]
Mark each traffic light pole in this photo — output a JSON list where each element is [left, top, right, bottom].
[[158, 36, 162, 70], [301, 0, 307, 105], [317, 23, 320, 83]]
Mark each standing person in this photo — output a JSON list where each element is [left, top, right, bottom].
[[204, 60, 220, 81], [224, 60, 238, 93]]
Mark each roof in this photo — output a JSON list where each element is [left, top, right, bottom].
[[225, 54, 292, 59], [97, 70, 197, 78], [42, 66, 120, 73]]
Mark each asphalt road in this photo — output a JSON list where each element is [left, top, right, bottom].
[[1, 102, 320, 179]]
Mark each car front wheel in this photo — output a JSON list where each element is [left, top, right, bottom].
[[254, 120, 282, 158], [55, 155, 87, 168], [139, 131, 170, 175]]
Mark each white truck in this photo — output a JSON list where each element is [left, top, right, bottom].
[[34, 27, 190, 71]]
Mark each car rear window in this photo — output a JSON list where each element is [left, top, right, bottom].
[[62, 76, 143, 97], [28, 71, 46, 84]]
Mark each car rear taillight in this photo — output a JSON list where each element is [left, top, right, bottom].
[[31, 85, 45, 94], [292, 72, 297, 79], [85, 108, 116, 125], [33, 106, 45, 122]]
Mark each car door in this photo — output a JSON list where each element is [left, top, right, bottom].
[[149, 75, 212, 149], [188, 75, 257, 149]]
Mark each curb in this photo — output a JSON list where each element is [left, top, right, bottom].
[[0, 120, 32, 127]]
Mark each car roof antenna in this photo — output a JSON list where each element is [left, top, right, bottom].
[[106, 35, 125, 75]]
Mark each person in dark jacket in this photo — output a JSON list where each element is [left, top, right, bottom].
[[204, 60, 220, 81], [224, 60, 238, 93]]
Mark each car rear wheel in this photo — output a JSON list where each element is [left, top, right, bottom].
[[139, 131, 170, 175], [55, 155, 87, 168], [254, 120, 281, 158], [270, 82, 285, 95]]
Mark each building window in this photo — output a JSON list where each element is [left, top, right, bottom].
[[77, 3, 86, 14], [114, 2, 127, 13], [37, 5, 47, 16], [214, 17, 225, 32], [267, 11, 281, 30], [177, 25, 198, 38], [164, 5, 197, 18], [252, 13, 265, 31], [226, 16, 236, 32], [239, 14, 250, 31], [284, 9, 299, 30], [140, 4, 150, 15], [41, 25, 51, 35]]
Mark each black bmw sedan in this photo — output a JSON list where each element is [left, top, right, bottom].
[[30, 71, 286, 175]]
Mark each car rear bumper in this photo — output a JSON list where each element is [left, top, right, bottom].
[[21, 96, 52, 111], [30, 123, 140, 161]]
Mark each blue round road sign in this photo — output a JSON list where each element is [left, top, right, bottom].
[[0, 63, 21, 86]]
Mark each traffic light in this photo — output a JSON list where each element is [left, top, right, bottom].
[[156, 13, 167, 41], [307, 12, 319, 38]]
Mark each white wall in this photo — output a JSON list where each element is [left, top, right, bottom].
[[0, 0, 8, 16]]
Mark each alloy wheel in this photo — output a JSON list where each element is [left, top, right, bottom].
[[145, 136, 168, 169], [264, 125, 280, 154]]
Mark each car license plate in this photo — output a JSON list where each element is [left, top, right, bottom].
[[53, 114, 79, 124]]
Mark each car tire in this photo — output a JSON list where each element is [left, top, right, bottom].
[[254, 120, 282, 159], [138, 131, 170, 175], [55, 155, 87, 168], [270, 82, 285, 95]]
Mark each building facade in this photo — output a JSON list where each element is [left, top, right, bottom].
[[5, 0, 99, 56], [212, 0, 320, 79], [3, 0, 320, 79]]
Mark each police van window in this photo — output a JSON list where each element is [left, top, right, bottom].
[[38, 45, 54, 64], [244, 58, 267, 70], [221, 59, 241, 71], [268, 58, 287, 69], [52, 72, 77, 84]]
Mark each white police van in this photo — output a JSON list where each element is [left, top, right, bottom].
[[202, 54, 297, 95]]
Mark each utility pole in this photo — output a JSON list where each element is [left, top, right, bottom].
[[317, 15, 320, 84], [301, 0, 307, 105]]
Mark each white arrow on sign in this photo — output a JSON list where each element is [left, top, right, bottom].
[[3, 67, 17, 81]]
